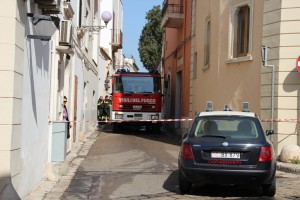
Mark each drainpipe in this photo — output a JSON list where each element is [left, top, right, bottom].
[[48, 39, 57, 161], [49, 40, 55, 123], [265, 64, 275, 131], [261, 46, 274, 132]]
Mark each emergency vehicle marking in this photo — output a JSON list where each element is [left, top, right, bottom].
[[208, 160, 241, 165], [118, 98, 156, 104]]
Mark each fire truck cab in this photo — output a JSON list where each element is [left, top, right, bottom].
[[111, 69, 162, 133]]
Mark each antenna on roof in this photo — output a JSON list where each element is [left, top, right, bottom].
[[224, 104, 232, 111]]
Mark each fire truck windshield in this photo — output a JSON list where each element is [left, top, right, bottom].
[[113, 76, 161, 94]]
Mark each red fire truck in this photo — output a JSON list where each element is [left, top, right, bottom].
[[110, 69, 162, 132]]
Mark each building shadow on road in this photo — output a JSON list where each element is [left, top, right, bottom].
[[97, 122, 182, 147], [163, 170, 275, 199]]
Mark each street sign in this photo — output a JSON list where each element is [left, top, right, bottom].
[[297, 56, 300, 72]]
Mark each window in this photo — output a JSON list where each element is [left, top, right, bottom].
[[192, 53, 197, 79], [236, 6, 249, 57], [204, 18, 211, 66], [113, 76, 161, 94], [177, 56, 183, 67], [227, 0, 253, 63], [191, 116, 261, 139]]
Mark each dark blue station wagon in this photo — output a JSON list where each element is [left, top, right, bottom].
[[178, 104, 276, 197]]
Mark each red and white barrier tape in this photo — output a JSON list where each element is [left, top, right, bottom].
[[49, 118, 194, 124], [261, 119, 300, 122], [49, 118, 300, 124]]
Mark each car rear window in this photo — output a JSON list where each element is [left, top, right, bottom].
[[190, 116, 263, 139]]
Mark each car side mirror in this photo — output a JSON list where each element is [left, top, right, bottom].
[[266, 130, 274, 136]]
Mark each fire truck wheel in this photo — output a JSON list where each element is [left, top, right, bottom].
[[111, 123, 120, 133], [152, 123, 161, 134]]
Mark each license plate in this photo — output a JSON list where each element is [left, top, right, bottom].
[[211, 152, 240, 159]]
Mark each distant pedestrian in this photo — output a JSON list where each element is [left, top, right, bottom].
[[63, 96, 71, 139]]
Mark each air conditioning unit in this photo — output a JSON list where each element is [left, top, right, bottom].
[[59, 20, 72, 46], [35, 0, 61, 14]]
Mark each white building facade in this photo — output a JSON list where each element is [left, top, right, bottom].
[[0, 0, 123, 199], [98, 0, 124, 97], [123, 57, 139, 72]]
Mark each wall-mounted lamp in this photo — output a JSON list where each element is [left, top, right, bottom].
[[82, 11, 112, 32]]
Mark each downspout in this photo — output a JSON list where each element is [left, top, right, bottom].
[[262, 46, 275, 136], [48, 39, 57, 161], [265, 64, 275, 131], [181, 0, 187, 120]]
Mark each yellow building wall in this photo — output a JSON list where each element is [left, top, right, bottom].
[[191, 0, 264, 114]]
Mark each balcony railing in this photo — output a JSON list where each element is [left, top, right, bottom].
[[111, 29, 123, 51], [161, 0, 184, 28], [162, 0, 184, 15]]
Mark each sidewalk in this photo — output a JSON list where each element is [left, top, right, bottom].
[[25, 130, 99, 200], [25, 129, 300, 199]]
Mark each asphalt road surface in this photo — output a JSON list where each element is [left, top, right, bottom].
[[60, 127, 300, 200]]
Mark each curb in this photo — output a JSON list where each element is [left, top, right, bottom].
[[276, 162, 300, 175]]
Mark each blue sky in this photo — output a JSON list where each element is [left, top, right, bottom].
[[123, 0, 163, 72]]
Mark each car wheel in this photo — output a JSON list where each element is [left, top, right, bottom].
[[179, 172, 191, 194], [262, 176, 276, 197]]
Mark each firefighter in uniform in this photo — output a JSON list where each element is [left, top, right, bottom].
[[103, 95, 111, 120], [97, 96, 105, 124]]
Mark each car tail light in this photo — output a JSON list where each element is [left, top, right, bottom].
[[181, 144, 194, 160], [259, 146, 273, 162]]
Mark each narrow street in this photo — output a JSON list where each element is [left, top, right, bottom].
[[49, 127, 300, 200], [60, 127, 180, 199]]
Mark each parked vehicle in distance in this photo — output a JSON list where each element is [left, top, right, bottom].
[[178, 102, 276, 197]]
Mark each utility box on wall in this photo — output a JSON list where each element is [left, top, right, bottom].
[[51, 122, 67, 161]]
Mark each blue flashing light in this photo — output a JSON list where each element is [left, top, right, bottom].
[[116, 68, 126, 73], [149, 70, 159, 74]]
